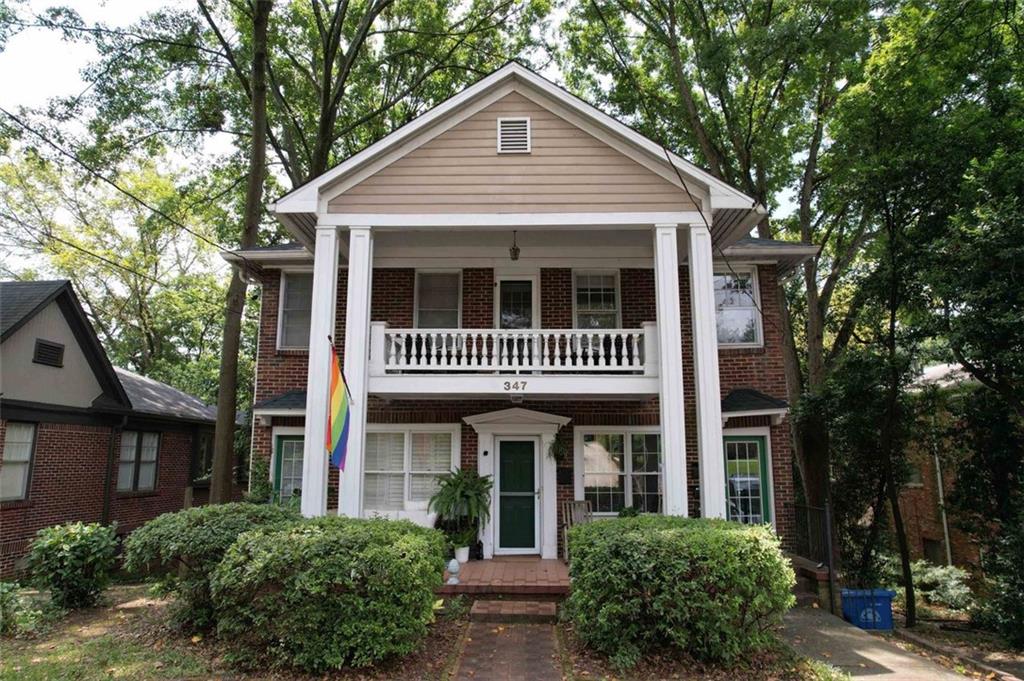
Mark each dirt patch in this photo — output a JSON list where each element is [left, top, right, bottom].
[[888, 622, 1024, 679], [557, 621, 832, 680]]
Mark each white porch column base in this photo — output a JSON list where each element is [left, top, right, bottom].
[[338, 227, 374, 517], [687, 224, 727, 518], [653, 224, 687, 516], [300, 225, 340, 518]]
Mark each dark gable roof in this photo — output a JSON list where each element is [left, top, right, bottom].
[[254, 390, 307, 410], [721, 388, 788, 413], [1, 280, 68, 340], [114, 367, 219, 424]]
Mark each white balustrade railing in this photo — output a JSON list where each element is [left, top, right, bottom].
[[369, 325, 655, 375]]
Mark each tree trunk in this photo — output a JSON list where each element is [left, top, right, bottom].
[[888, 472, 916, 626], [210, 0, 272, 503]]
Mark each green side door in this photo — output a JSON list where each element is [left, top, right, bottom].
[[723, 435, 771, 524], [498, 440, 537, 550]]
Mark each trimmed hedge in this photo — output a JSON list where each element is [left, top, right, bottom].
[[210, 517, 446, 672], [122, 503, 299, 629], [27, 522, 117, 609], [565, 516, 795, 667]]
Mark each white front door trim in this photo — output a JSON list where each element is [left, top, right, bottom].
[[464, 408, 570, 559], [494, 436, 541, 555]]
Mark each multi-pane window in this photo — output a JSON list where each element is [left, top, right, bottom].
[[581, 431, 662, 514], [416, 272, 461, 328], [363, 428, 457, 512], [276, 437, 304, 501], [118, 431, 159, 492], [1, 422, 36, 501], [714, 270, 761, 345], [192, 430, 214, 485], [724, 437, 770, 524], [574, 273, 619, 329], [279, 272, 313, 348]]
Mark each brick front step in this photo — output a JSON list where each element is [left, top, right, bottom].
[[469, 599, 558, 624]]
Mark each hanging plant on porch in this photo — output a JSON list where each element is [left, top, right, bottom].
[[429, 469, 493, 550], [547, 434, 570, 464]]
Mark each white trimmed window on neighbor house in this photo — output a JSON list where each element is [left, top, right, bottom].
[[714, 269, 763, 346], [278, 271, 313, 349], [579, 430, 663, 515], [1, 422, 36, 501], [117, 431, 159, 492], [363, 426, 459, 512]]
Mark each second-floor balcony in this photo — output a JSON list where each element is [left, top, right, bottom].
[[367, 322, 660, 398]]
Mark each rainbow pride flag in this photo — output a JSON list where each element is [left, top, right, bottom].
[[325, 339, 351, 470]]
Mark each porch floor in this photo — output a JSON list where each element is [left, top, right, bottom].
[[438, 556, 570, 597]]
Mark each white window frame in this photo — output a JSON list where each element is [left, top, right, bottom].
[[493, 271, 540, 329], [722, 425, 776, 530], [276, 268, 314, 350], [117, 430, 160, 493], [713, 265, 764, 348], [496, 116, 531, 154], [573, 425, 663, 516], [1, 422, 36, 501], [413, 270, 462, 329], [270, 425, 305, 501], [364, 424, 460, 512], [571, 269, 622, 330]]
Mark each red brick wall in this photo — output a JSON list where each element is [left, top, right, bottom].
[[250, 262, 796, 548], [0, 419, 202, 577]]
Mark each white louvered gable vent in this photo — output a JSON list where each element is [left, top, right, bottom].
[[497, 117, 531, 153]]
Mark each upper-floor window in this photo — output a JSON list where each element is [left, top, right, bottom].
[[574, 272, 619, 329], [714, 269, 762, 346], [278, 271, 313, 349], [118, 431, 159, 492], [1, 422, 36, 501], [415, 271, 461, 328]]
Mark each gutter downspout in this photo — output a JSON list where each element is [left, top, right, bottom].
[[102, 415, 128, 525], [932, 412, 953, 566]]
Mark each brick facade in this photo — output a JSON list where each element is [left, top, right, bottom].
[[0, 418, 208, 577], [250, 263, 795, 549]]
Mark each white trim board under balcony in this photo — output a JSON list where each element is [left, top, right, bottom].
[[366, 374, 659, 400]]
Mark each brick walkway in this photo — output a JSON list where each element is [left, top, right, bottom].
[[452, 622, 562, 681], [438, 557, 570, 596]]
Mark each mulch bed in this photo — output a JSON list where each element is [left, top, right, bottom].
[[557, 621, 825, 680]]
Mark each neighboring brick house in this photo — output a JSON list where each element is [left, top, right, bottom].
[[0, 280, 230, 577], [227, 64, 816, 560]]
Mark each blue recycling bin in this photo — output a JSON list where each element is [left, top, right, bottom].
[[841, 588, 896, 630]]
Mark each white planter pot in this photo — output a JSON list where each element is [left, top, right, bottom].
[[455, 546, 470, 563]]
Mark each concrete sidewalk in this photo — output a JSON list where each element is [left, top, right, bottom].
[[784, 606, 965, 679]]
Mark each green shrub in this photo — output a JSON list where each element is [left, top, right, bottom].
[[974, 521, 1024, 648], [880, 556, 974, 611], [0, 582, 56, 638], [122, 502, 298, 629], [27, 522, 117, 609], [210, 516, 445, 672], [565, 516, 795, 667]]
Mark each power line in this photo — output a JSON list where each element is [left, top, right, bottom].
[[0, 106, 256, 271]]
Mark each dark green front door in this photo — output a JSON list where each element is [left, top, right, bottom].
[[498, 439, 537, 551]]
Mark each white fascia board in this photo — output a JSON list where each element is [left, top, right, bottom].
[[721, 407, 789, 425], [368, 374, 659, 398], [317, 211, 705, 228]]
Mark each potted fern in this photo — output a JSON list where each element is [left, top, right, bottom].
[[429, 468, 492, 563]]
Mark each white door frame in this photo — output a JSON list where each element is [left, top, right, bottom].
[[463, 408, 570, 559], [494, 436, 541, 555], [493, 272, 540, 329]]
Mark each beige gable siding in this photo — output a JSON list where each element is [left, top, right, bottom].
[[327, 92, 695, 214], [0, 302, 103, 408]]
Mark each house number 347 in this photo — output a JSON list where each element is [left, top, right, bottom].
[[503, 381, 528, 391]]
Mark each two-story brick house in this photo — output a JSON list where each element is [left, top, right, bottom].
[[227, 64, 816, 560]]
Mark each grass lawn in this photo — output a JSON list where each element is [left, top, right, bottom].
[[1, 585, 467, 680]]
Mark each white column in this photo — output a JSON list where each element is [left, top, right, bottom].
[[338, 227, 374, 517], [653, 224, 687, 516], [300, 225, 340, 517], [539, 431, 558, 560], [687, 224, 727, 518]]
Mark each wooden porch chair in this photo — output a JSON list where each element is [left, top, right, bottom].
[[561, 499, 593, 561]]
